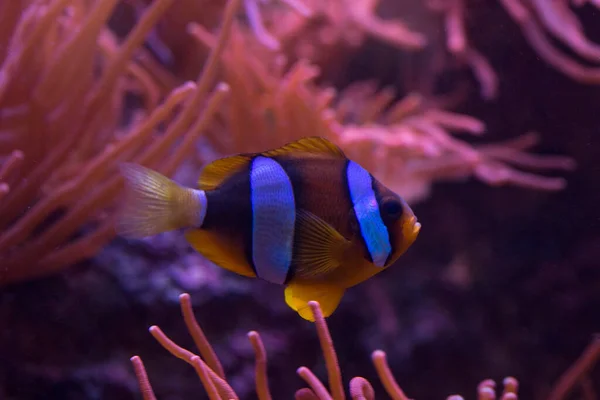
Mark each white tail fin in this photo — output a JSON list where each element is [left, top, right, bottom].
[[117, 163, 205, 239]]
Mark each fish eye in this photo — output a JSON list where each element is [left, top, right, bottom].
[[381, 197, 403, 219]]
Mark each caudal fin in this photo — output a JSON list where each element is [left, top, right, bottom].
[[117, 163, 205, 239]]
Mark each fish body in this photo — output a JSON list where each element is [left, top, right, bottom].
[[118, 137, 421, 320]]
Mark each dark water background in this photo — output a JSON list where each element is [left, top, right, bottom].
[[1, 2, 599, 399]]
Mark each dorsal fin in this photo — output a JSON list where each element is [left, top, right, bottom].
[[198, 154, 252, 190], [261, 137, 346, 159], [197, 137, 344, 191]]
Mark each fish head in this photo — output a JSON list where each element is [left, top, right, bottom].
[[374, 182, 421, 266]]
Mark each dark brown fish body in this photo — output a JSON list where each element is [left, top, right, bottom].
[[118, 137, 421, 320]]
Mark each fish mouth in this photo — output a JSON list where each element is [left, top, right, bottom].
[[406, 214, 420, 231], [400, 214, 421, 252], [412, 219, 421, 235]]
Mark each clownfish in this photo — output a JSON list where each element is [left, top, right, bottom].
[[117, 137, 421, 320]]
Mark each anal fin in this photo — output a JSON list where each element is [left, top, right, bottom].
[[185, 229, 256, 278], [285, 282, 345, 321]]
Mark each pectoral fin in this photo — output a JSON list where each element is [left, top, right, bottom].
[[284, 282, 345, 321], [292, 209, 352, 279]]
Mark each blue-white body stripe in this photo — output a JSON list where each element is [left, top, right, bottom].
[[250, 156, 296, 284], [346, 161, 391, 267], [192, 189, 208, 228]]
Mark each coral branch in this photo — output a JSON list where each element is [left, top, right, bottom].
[[445, 377, 520, 400], [547, 335, 600, 400], [86, 0, 175, 117], [337, 92, 575, 203], [372, 350, 410, 400], [0, 0, 236, 285], [130, 356, 157, 400], [502, 377, 519, 398], [133, 294, 600, 400], [296, 388, 322, 400], [0, 149, 23, 192], [149, 325, 239, 399], [498, 0, 600, 84], [308, 301, 345, 400], [349, 0, 427, 50], [478, 379, 497, 400], [248, 331, 272, 400], [243, 0, 281, 50], [298, 367, 334, 400], [189, 356, 222, 400], [349, 377, 375, 400], [180, 293, 226, 379]]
